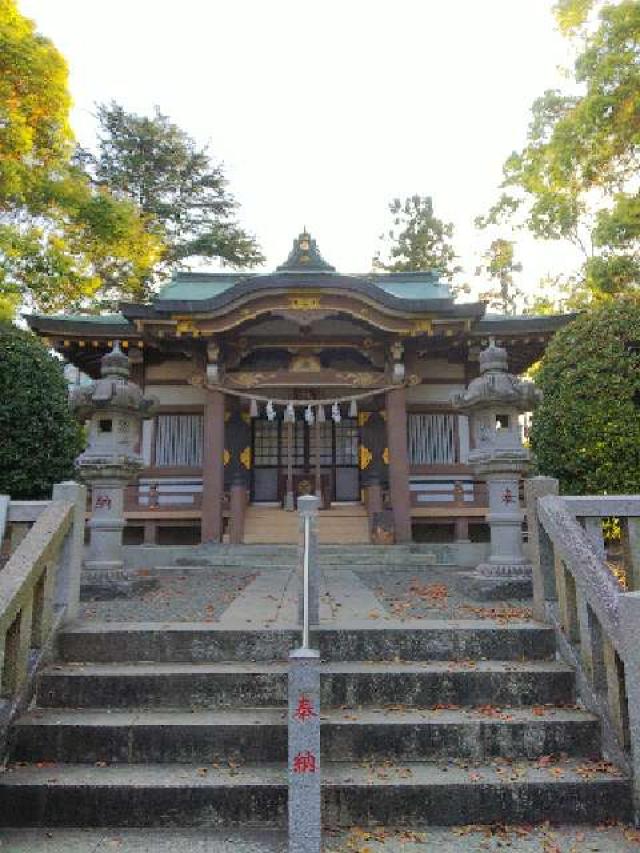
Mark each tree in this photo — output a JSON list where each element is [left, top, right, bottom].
[[0, 1, 163, 313], [479, 1, 640, 300], [0, 0, 71, 207], [530, 296, 640, 494], [80, 103, 264, 280], [476, 239, 523, 314], [0, 323, 84, 498], [373, 195, 463, 282]]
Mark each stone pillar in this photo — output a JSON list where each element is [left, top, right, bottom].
[[288, 647, 321, 853], [524, 476, 560, 620], [52, 481, 86, 621], [482, 473, 529, 568], [86, 479, 126, 574], [297, 494, 320, 628], [385, 387, 412, 543], [201, 389, 225, 543]]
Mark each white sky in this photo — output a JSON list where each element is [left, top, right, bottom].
[[21, 0, 581, 301]]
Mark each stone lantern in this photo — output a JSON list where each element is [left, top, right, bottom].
[[71, 342, 157, 577], [452, 339, 542, 596]]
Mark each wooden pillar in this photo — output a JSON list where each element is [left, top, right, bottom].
[[229, 481, 247, 545], [366, 483, 383, 515], [454, 517, 470, 543], [201, 389, 225, 542], [314, 418, 322, 499], [285, 420, 294, 510], [385, 387, 412, 543]]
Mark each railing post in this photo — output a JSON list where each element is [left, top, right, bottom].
[[583, 517, 606, 562], [52, 481, 87, 621], [524, 477, 559, 620], [618, 592, 640, 823], [622, 518, 640, 592], [297, 495, 320, 629], [0, 495, 9, 553], [288, 647, 321, 853]]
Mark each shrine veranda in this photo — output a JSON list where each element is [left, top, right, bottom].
[[27, 230, 570, 550]]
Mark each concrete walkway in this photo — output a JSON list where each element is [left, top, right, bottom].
[[3, 825, 640, 852], [217, 568, 389, 628]]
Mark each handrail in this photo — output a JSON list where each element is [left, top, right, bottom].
[[0, 482, 85, 759], [526, 477, 640, 822], [302, 512, 310, 650]]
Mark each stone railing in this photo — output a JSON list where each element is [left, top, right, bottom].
[[0, 482, 85, 755], [526, 477, 640, 820]]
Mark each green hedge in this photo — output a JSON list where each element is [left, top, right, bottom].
[[0, 324, 83, 498], [530, 296, 640, 494]]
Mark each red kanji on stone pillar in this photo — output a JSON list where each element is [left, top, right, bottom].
[[293, 750, 317, 774], [293, 694, 317, 722]]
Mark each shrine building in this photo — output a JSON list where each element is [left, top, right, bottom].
[[26, 231, 570, 547]]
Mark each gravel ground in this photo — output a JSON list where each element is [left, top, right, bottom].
[[2, 824, 640, 852], [79, 569, 257, 622], [357, 567, 534, 622]]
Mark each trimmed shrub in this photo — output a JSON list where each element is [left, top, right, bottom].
[[0, 323, 83, 498], [530, 296, 640, 494]]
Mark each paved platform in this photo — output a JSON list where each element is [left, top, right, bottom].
[[80, 565, 532, 628], [2, 824, 640, 852]]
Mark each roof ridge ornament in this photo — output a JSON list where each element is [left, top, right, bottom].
[[276, 229, 336, 273]]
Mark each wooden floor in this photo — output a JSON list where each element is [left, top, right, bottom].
[[243, 504, 370, 545]]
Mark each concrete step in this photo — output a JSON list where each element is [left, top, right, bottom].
[[123, 543, 443, 570], [57, 621, 557, 664], [0, 760, 630, 827], [36, 661, 575, 710], [10, 707, 601, 765]]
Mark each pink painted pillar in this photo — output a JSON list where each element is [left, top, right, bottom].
[[385, 387, 412, 543], [201, 389, 225, 542]]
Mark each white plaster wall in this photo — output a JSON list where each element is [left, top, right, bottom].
[[458, 415, 470, 463], [141, 419, 153, 466]]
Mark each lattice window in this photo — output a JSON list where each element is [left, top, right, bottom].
[[154, 414, 203, 467], [335, 418, 358, 466], [407, 414, 458, 465], [253, 420, 279, 466]]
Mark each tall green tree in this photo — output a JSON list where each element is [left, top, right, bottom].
[[80, 103, 264, 280], [373, 195, 462, 282], [479, 0, 640, 300], [0, 0, 163, 313], [476, 239, 523, 315]]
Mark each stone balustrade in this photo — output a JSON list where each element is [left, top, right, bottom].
[[525, 477, 640, 821], [0, 482, 85, 755]]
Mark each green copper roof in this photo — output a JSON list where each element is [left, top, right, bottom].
[[30, 312, 129, 324], [373, 279, 452, 300], [156, 273, 247, 302], [276, 229, 336, 273]]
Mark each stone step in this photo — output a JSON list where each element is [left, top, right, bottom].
[[0, 760, 630, 827], [36, 661, 575, 710], [57, 621, 556, 664], [123, 543, 445, 570], [10, 707, 601, 765]]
